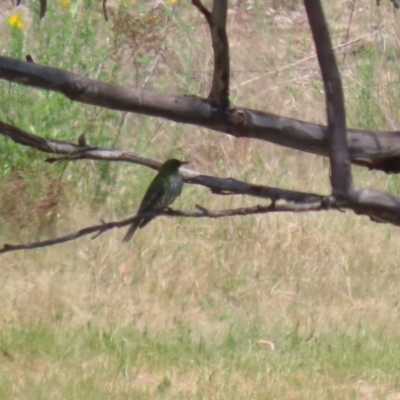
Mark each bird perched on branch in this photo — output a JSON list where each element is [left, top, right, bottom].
[[122, 158, 189, 242]]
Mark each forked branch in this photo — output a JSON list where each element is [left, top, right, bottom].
[[1, 119, 400, 226]]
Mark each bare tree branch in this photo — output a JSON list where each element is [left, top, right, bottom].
[[304, 0, 353, 200], [2, 118, 400, 228], [188, 175, 323, 203], [0, 202, 326, 254], [191, 0, 211, 22], [0, 2, 398, 255], [192, 0, 230, 108], [377, 0, 399, 8], [39, 0, 47, 19], [2, 56, 400, 173], [102, 0, 108, 22], [348, 187, 400, 224], [0, 120, 324, 204], [1, 187, 398, 255]]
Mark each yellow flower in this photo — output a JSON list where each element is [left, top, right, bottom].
[[8, 14, 23, 29], [167, 0, 177, 3], [61, 0, 71, 7]]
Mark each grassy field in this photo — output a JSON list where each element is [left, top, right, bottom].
[[2, 0, 400, 398]]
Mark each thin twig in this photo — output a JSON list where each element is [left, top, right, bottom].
[[232, 32, 379, 91], [0, 202, 327, 254], [341, 0, 356, 64]]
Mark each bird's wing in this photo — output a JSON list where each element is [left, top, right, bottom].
[[137, 176, 165, 215]]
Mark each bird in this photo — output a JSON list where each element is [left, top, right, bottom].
[[122, 158, 189, 242]]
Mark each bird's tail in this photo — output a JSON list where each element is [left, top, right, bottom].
[[122, 221, 140, 242]]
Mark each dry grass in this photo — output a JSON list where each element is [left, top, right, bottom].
[[2, 0, 400, 398]]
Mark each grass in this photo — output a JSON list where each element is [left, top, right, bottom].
[[2, 0, 400, 398], [2, 322, 400, 399]]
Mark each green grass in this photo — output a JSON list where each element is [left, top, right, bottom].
[[2, 320, 400, 399], [2, 0, 400, 398]]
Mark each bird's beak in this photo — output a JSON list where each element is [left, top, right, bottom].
[[180, 161, 190, 165]]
